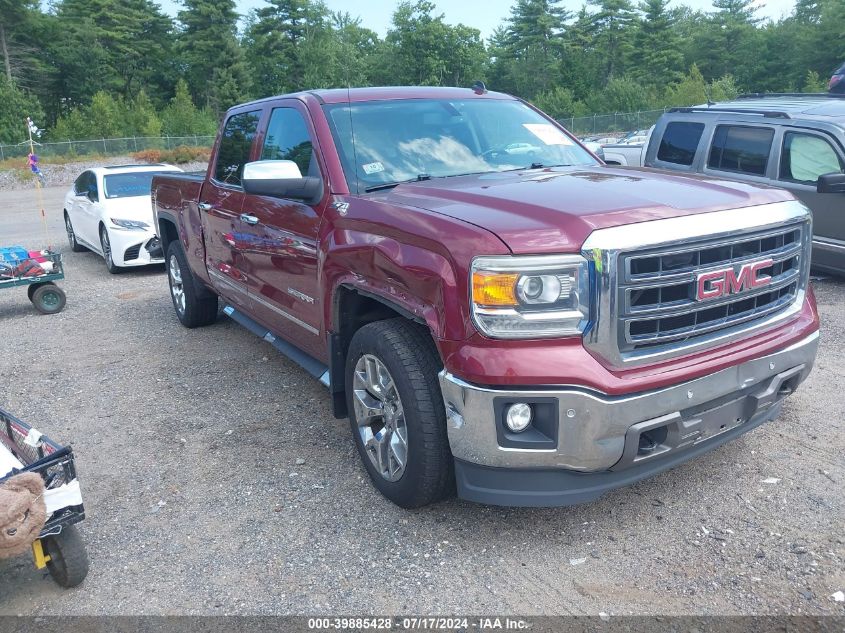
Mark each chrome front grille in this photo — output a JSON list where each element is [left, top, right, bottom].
[[620, 226, 803, 350], [581, 201, 812, 368]]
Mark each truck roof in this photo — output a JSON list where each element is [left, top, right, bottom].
[[235, 86, 517, 110]]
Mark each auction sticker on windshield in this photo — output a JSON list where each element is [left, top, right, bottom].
[[363, 161, 385, 174], [523, 124, 574, 146]]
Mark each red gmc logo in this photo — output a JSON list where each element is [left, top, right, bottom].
[[696, 259, 773, 301]]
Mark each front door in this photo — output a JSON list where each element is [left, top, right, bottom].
[[239, 103, 326, 360], [200, 109, 263, 311], [776, 130, 845, 273], [71, 171, 99, 246]]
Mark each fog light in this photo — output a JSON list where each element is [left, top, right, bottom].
[[505, 403, 532, 432]]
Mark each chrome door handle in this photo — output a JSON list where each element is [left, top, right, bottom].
[[198, 202, 213, 212], [240, 213, 259, 226]]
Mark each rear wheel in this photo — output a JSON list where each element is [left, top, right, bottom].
[[166, 241, 218, 328], [100, 225, 120, 274], [43, 525, 89, 588], [64, 212, 85, 252], [346, 318, 454, 508], [30, 283, 66, 315]]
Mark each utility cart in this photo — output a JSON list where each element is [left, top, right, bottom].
[[0, 407, 88, 588], [0, 247, 67, 314]]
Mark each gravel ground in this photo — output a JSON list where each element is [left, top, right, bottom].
[[0, 157, 207, 191], [0, 186, 843, 616]]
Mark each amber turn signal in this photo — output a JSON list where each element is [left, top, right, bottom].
[[472, 272, 519, 306]]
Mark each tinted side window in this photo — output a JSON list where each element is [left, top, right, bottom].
[[214, 110, 261, 186], [261, 107, 315, 177], [74, 172, 86, 195], [780, 132, 844, 184], [707, 125, 774, 176], [87, 172, 99, 201], [657, 122, 704, 166]]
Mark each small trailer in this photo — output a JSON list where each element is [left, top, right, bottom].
[[0, 247, 67, 314], [0, 407, 88, 587]]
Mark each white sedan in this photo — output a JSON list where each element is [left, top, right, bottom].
[[63, 164, 182, 273]]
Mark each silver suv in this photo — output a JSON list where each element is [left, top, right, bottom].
[[644, 94, 845, 275]]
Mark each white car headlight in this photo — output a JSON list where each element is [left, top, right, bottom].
[[110, 218, 150, 231], [471, 254, 590, 338]]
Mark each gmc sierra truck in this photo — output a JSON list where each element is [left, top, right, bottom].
[[153, 86, 819, 508]]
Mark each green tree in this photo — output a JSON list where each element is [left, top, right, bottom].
[[0, 78, 45, 144], [629, 0, 684, 89], [160, 79, 219, 136], [244, 0, 332, 94], [590, 76, 652, 113], [492, 0, 568, 98], [177, 0, 251, 112], [50, 0, 172, 100], [590, 0, 637, 82], [532, 86, 586, 119], [125, 91, 162, 137], [384, 1, 451, 85]]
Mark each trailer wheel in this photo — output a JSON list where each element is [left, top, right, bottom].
[[43, 525, 89, 588], [30, 283, 67, 315]]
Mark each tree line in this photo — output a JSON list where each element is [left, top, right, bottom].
[[0, 0, 842, 145]]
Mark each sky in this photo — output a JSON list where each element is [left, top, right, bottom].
[[157, 0, 798, 40]]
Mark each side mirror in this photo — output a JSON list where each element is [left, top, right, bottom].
[[87, 190, 98, 202], [242, 160, 323, 203], [817, 171, 845, 193]]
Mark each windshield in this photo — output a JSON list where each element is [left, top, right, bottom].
[[103, 172, 165, 199], [324, 98, 598, 193]]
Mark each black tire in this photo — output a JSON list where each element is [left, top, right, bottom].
[[100, 225, 121, 274], [27, 283, 40, 301], [30, 283, 67, 315], [345, 318, 454, 508], [64, 212, 85, 252], [43, 525, 89, 588], [166, 240, 218, 328]]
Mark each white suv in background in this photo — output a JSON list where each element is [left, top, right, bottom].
[[63, 164, 182, 273]]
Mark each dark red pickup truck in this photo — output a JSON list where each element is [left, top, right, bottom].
[[153, 86, 819, 508]]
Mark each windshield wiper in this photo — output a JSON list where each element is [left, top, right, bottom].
[[364, 174, 431, 193]]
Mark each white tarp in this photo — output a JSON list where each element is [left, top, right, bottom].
[[44, 480, 83, 514], [0, 443, 23, 479]]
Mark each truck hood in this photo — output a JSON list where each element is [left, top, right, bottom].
[[382, 166, 793, 254]]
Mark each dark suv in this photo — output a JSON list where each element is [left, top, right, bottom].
[[644, 94, 845, 275]]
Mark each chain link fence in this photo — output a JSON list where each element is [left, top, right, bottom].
[[0, 135, 216, 161], [560, 108, 669, 137]]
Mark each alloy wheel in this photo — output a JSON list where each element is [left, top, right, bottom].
[[352, 354, 408, 482], [168, 254, 186, 316], [65, 216, 75, 247]]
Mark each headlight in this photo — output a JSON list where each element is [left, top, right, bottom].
[[110, 218, 150, 230], [471, 255, 590, 338]]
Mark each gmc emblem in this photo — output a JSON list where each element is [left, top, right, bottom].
[[696, 259, 773, 301]]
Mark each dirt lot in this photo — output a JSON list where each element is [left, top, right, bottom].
[[0, 186, 843, 616]]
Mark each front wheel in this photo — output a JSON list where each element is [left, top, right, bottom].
[[166, 241, 218, 328], [346, 318, 454, 508], [100, 226, 120, 274], [43, 525, 89, 588]]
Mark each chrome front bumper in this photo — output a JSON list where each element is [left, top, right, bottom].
[[439, 331, 819, 472]]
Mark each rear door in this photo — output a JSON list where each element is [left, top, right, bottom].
[[700, 123, 777, 186], [200, 109, 263, 310], [775, 129, 845, 271], [239, 101, 327, 359]]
